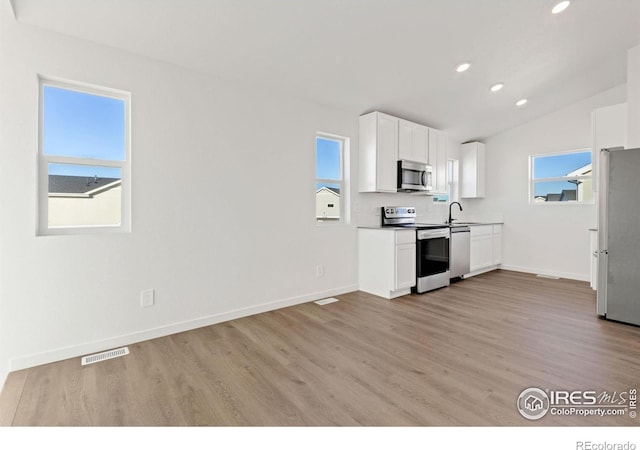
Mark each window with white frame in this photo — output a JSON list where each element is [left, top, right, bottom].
[[433, 159, 459, 203], [529, 149, 592, 203], [38, 77, 130, 234], [316, 133, 348, 223]]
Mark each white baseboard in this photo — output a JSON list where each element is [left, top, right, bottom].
[[9, 284, 358, 372], [464, 266, 500, 278], [500, 265, 590, 282]]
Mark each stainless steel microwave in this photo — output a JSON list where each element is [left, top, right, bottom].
[[397, 160, 433, 192]]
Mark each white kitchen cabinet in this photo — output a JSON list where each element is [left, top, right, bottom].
[[492, 224, 503, 266], [358, 228, 416, 299], [469, 225, 493, 271], [591, 103, 627, 192], [460, 142, 486, 198], [359, 112, 399, 193], [398, 119, 428, 164], [467, 224, 502, 277], [395, 243, 417, 290], [428, 128, 448, 194]]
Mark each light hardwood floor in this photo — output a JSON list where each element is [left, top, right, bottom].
[[1, 270, 639, 426]]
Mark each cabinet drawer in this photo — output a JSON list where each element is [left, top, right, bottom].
[[395, 230, 416, 245], [471, 225, 492, 237]]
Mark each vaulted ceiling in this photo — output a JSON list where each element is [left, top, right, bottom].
[[11, 0, 640, 142]]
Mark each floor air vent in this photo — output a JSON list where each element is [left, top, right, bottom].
[[536, 274, 560, 280], [81, 347, 129, 366], [315, 298, 339, 306]]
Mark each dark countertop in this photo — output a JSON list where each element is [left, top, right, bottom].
[[358, 221, 504, 230]]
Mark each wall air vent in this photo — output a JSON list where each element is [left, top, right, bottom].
[[81, 347, 129, 366]]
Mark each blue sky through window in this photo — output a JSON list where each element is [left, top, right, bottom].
[[43, 85, 125, 177], [533, 151, 590, 179], [533, 151, 591, 197], [316, 137, 341, 181]]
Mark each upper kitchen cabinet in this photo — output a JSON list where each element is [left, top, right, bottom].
[[460, 142, 486, 198], [591, 103, 627, 192], [428, 128, 448, 194], [359, 111, 398, 193], [398, 119, 428, 164]]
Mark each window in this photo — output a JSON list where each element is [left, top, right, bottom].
[[38, 77, 130, 234], [529, 150, 592, 203], [433, 159, 459, 203], [316, 133, 348, 223]]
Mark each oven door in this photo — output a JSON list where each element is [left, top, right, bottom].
[[416, 232, 450, 278]]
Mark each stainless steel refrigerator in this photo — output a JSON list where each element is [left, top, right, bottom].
[[597, 147, 640, 325]]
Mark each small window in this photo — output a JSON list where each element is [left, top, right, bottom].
[[433, 159, 458, 203], [530, 150, 592, 203], [39, 78, 130, 234], [316, 133, 348, 224]]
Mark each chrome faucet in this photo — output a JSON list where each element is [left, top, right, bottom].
[[448, 202, 463, 224]]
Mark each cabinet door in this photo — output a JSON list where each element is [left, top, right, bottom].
[[476, 143, 486, 197], [399, 120, 428, 164], [428, 129, 439, 189], [470, 226, 493, 271], [412, 125, 428, 164], [428, 129, 447, 194], [460, 142, 486, 198], [398, 120, 413, 161], [395, 243, 416, 290], [492, 225, 502, 265], [377, 114, 399, 192], [435, 130, 448, 194]]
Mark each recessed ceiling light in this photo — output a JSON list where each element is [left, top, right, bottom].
[[552, 1, 571, 14], [456, 62, 471, 73], [516, 99, 528, 106], [490, 83, 504, 92]]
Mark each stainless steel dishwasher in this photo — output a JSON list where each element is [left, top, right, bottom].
[[449, 225, 470, 279]]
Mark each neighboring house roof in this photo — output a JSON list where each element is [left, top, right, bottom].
[[559, 189, 577, 201], [49, 175, 121, 196], [543, 190, 577, 202], [565, 163, 592, 177], [316, 186, 340, 196], [545, 193, 562, 201]]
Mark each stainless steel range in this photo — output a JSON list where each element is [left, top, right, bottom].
[[381, 207, 451, 293]]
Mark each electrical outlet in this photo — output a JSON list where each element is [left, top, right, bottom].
[[141, 289, 155, 308], [315, 264, 324, 277]]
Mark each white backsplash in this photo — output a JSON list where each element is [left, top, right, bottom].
[[354, 193, 504, 227]]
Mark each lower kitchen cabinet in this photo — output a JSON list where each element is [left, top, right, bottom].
[[492, 224, 502, 266], [358, 228, 416, 299], [467, 224, 502, 277]]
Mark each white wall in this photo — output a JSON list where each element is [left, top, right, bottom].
[[462, 85, 627, 281], [628, 45, 640, 148], [0, 4, 358, 388]]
